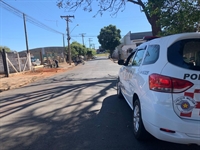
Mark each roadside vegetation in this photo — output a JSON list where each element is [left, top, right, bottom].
[[0, 46, 12, 52], [97, 25, 121, 56], [67, 41, 96, 61], [95, 53, 109, 57]]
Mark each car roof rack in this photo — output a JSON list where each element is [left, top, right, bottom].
[[143, 36, 159, 41]]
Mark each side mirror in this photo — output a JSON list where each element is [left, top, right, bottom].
[[118, 59, 125, 65]]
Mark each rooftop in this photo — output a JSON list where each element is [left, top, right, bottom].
[[130, 31, 152, 40]]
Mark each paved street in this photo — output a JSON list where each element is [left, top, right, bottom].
[[0, 57, 199, 150]]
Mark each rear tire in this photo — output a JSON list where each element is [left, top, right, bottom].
[[117, 78, 123, 99], [133, 99, 150, 140]]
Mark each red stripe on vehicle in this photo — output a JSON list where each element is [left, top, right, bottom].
[[195, 102, 200, 109], [180, 112, 192, 117], [184, 92, 194, 98], [194, 89, 200, 93]]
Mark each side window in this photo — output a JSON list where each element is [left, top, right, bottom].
[[132, 49, 146, 66], [128, 55, 135, 66], [168, 39, 200, 71], [124, 50, 136, 66], [143, 45, 160, 65]]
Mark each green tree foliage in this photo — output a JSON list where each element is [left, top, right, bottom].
[[85, 48, 96, 59], [57, 0, 199, 36], [68, 42, 96, 60], [90, 49, 97, 56], [68, 42, 87, 58], [159, 0, 200, 35], [97, 25, 121, 55], [0, 46, 12, 52], [57, 0, 164, 35]]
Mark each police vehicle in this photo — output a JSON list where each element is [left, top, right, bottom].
[[117, 32, 200, 145]]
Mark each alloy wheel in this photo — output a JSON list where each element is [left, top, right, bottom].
[[133, 105, 140, 132]]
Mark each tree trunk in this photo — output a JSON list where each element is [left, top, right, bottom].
[[150, 15, 161, 36], [133, 0, 162, 36]]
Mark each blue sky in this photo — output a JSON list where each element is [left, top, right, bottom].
[[0, 0, 151, 52]]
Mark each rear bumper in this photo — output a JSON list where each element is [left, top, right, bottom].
[[140, 90, 200, 145], [143, 119, 200, 145]]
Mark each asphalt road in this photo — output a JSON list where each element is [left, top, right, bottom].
[[0, 57, 199, 150]]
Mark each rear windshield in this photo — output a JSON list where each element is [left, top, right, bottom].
[[167, 39, 200, 71]]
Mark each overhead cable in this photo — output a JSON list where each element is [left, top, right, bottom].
[[0, 0, 64, 35]]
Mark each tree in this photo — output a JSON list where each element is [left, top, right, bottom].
[[159, 0, 200, 35], [97, 25, 121, 55], [0, 46, 11, 52], [57, 0, 200, 36], [69, 42, 96, 60], [57, 0, 164, 35], [70, 42, 86, 57]]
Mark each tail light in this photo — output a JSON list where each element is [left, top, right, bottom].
[[149, 74, 193, 93]]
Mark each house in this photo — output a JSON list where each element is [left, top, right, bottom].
[[113, 31, 152, 60]]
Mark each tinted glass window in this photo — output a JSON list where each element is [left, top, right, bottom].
[[143, 45, 160, 65], [128, 55, 135, 66], [132, 49, 145, 66], [124, 51, 136, 66], [168, 39, 200, 71]]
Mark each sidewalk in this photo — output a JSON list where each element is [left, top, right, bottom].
[[0, 63, 75, 92]]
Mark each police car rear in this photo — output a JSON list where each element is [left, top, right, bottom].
[[143, 33, 200, 145]]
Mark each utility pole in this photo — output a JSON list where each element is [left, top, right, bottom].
[[62, 34, 65, 47], [60, 15, 74, 65], [89, 38, 93, 49], [62, 34, 66, 62], [23, 13, 31, 70], [93, 44, 95, 49], [1, 49, 9, 77], [79, 33, 86, 46]]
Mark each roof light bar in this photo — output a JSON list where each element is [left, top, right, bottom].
[[143, 36, 159, 41]]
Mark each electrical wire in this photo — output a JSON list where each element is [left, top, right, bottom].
[[0, 0, 64, 35]]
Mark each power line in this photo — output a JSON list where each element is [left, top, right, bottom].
[[71, 35, 126, 37], [0, 0, 23, 17], [71, 35, 97, 37], [0, 0, 64, 35], [25, 15, 63, 34]]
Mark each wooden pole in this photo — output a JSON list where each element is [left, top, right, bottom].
[[1, 49, 9, 77], [23, 13, 31, 70], [17, 52, 21, 72]]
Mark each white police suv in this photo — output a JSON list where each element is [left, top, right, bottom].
[[117, 32, 200, 145]]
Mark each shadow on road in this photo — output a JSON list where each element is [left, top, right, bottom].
[[0, 77, 116, 118], [0, 78, 199, 150]]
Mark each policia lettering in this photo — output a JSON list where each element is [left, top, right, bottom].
[[184, 74, 200, 80]]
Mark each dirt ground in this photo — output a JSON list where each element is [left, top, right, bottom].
[[0, 63, 75, 92]]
